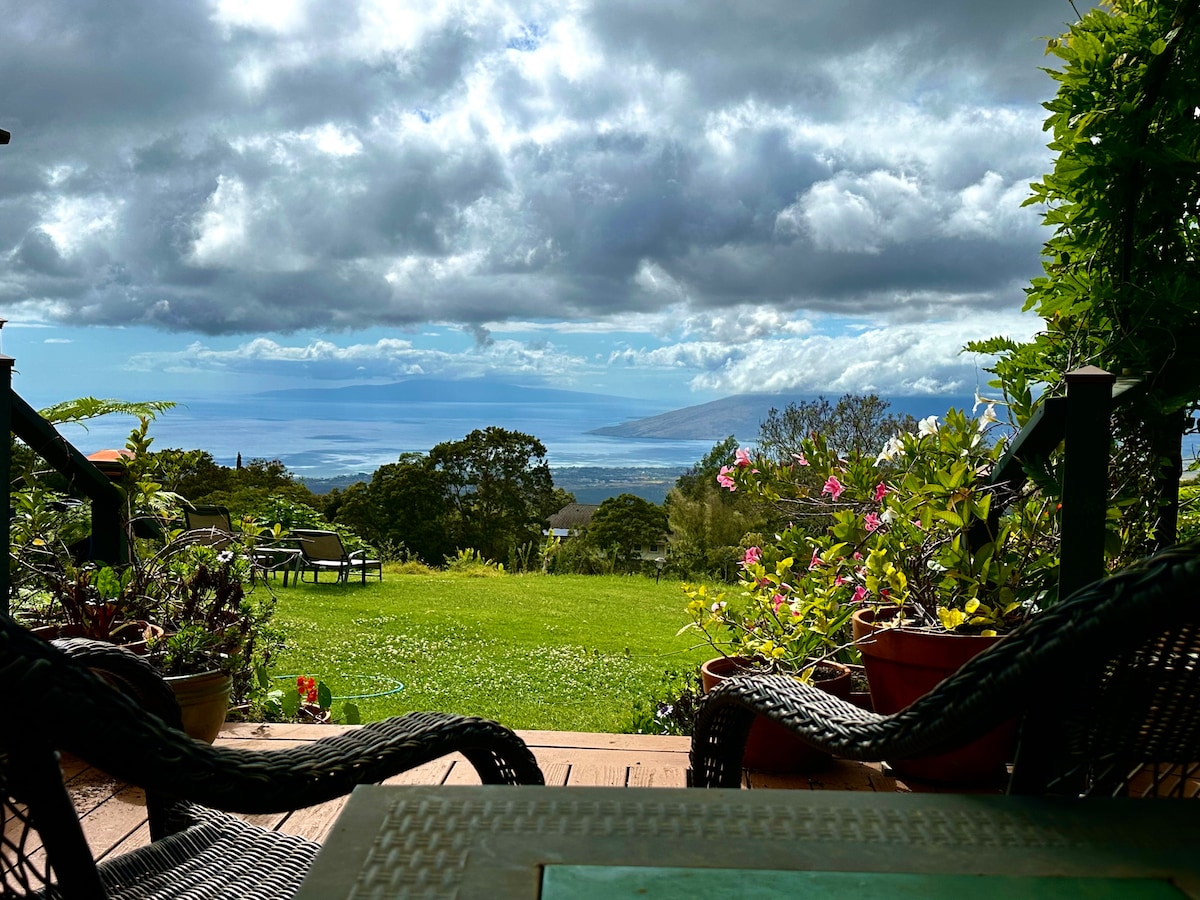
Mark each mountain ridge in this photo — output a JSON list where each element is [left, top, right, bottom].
[[588, 393, 978, 441]]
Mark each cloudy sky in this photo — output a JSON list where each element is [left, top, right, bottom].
[[1, 0, 1084, 412]]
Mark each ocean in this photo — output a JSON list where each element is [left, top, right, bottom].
[[52, 394, 719, 477]]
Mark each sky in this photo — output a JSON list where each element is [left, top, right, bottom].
[[1, 0, 1087, 415]]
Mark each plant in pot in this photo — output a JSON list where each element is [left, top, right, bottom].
[[682, 542, 859, 773], [143, 542, 281, 743], [721, 406, 1062, 783]]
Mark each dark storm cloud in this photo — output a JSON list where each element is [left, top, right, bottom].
[[1, 0, 1088, 336]]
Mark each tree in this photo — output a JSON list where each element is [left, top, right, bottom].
[[757, 394, 916, 462], [581, 493, 668, 571], [665, 438, 771, 579], [146, 448, 231, 498], [971, 0, 1200, 560], [333, 453, 454, 563], [674, 435, 740, 502], [429, 427, 557, 563]]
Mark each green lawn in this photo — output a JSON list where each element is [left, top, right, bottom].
[[265, 570, 714, 733]]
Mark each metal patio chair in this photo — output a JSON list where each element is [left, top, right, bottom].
[[292, 529, 382, 584]]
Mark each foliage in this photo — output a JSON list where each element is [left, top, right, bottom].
[[969, 0, 1200, 561], [256, 673, 362, 726], [443, 548, 506, 576], [757, 394, 917, 463], [672, 435, 741, 501], [687, 409, 1059, 676], [332, 453, 455, 564], [625, 667, 702, 736], [38, 397, 177, 427], [664, 438, 771, 581], [578, 493, 668, 573], [430, 427, 559, 564]]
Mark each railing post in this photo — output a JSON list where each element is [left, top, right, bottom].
[[1059, 366, 1116, 601], [1, 353, 13, 618]]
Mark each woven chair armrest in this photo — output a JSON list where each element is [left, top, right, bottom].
[[51, 637, 185, 731], [85, 711, 545, 813], [691, 672, 1022, 788]]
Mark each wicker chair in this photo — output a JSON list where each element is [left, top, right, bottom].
[[691, 542, 1200, 797], [1, 619, 544, 898]]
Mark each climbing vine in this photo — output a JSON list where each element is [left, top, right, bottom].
[[971, 0, 1200, 562]]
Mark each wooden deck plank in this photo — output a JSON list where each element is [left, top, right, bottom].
[[626, 764, 689, 788], [273, 798, 351, 842], [60, 724, 918, 865]]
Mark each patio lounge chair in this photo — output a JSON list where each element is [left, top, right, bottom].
[[293, 528, 382, 584], [0, 618, 543, 898], [691, 542, 1200, 797], [181, 503, 237, 551], [183, 506, 301, 585]]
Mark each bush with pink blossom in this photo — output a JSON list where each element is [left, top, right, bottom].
[[683, 406, 1061, 676]]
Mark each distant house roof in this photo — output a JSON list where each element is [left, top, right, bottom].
[[548, 503, 600, 532]]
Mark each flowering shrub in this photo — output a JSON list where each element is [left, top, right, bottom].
[[685, 407, 1061, 674]]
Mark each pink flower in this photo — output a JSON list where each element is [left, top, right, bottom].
[[741, 546, 762, 568], [874, 482, 889, 503], [735, 448, 752, 468], [834, 574, 845, 586], [717, 466, 736, 491], [821, 475, 844, 501], [772, 593, 786, 612], [795, 453, 809, 467], [852, 586, 868, 604], [864, 512, 880, 532], [809, 549, 822, 569]]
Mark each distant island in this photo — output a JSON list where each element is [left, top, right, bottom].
[[588, 393, 976, 441]]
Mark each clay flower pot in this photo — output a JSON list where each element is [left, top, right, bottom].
[[701, 656, 851, 774], [853, 607, 1017, 784]]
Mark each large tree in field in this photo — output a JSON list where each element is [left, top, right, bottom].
[[429, 427, 557, 563], [971, 0, 1200, 560]]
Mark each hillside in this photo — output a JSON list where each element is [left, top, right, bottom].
[[588, 393, 976, 442]]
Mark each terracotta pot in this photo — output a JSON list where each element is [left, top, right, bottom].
[[853, 607, 1016, 784], [701, 656, 851, 774], [165, 669, 232, 744]]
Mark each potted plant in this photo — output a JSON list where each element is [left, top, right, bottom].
[[717, 405, 1061, 782], [682, 543, 856, 773], [142, 542, 281, 742]]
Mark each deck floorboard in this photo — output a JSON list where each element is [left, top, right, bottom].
[[65, 721, 955, 858]]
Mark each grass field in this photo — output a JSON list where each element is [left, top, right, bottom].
[[266, 568, 716, 733]]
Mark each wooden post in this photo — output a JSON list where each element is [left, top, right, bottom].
[[1, 353, 12, 618], [1059, 366, 1116, 601]]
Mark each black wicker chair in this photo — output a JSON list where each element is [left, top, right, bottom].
[[691, 542, 1200, 797], [1, 620, 544, 898]]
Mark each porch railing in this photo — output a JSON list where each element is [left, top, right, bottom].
[[2, 353, 129, 617]]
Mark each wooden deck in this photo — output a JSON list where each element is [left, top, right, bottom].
[[67, 722, 949, 864]]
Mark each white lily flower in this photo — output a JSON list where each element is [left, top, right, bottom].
[[875, 435, 904, 464], [918, 415, 939, 436], [977, 403, 998, 431]]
